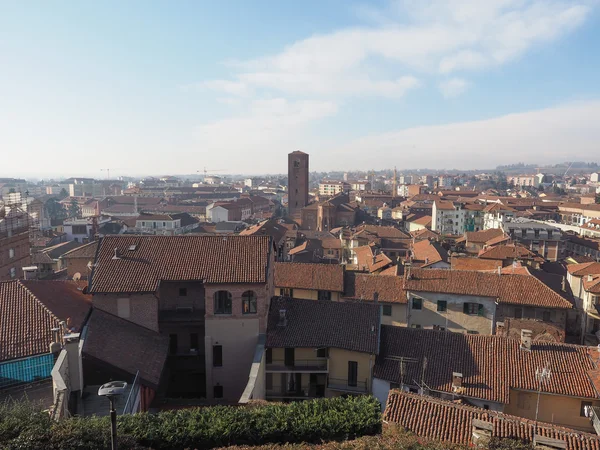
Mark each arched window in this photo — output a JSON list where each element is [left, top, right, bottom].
[[214, 291, 232, 314], [242, 291, 257, 314]]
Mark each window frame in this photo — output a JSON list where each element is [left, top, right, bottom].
[[214, 290, 232, 315], [179, 287, 187, 297], [437, 300, 447, 312], [348, 361, 358, 387], [213, 385, 223, 399], [411, 297, 423, 310], [213, 344, 223, 367], [242, 290, 257, 314], [117, 297, 130, 319], [382, 304, 392, 316], [317, 290, 332, 301]]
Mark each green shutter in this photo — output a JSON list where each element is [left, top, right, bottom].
[[478, 304, 484, 316]]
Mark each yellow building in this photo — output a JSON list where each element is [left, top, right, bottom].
[[263, 297, 380, 400], [274, 262, 344, 301]]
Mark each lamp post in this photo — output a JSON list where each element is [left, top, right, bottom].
[[98, 381, 128, 450]]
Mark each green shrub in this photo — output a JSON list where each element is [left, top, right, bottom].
[[0, 396, 382, 450]]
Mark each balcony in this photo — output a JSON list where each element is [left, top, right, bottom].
[[265, 385, 324, 400], [327, 377, 368, 394], [266, 359, 328, 373]]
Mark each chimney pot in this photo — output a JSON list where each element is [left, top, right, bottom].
[[452, 372, 463, 390], [520, 329, 533, 351]]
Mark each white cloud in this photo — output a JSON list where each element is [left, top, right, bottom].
[[439, 78, 469, 98], [326, 101, 600, 170], [201, 0, 592, 99]]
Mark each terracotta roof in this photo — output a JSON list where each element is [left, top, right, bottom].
[[451, 257, 503, 272], [484, 203, 517, 212], [89, 235, 271, 293], [239, 219, 288, 243], [583, 274, 600, 294], [568, 262, 600, 276], [485, 233, 510, 246], [410, 229, 440, 241], [265, 297, 380, 354], [406, 215, 432, 226], [376, 325, 598, 404], [411, 239, 448, 267], [274, 262, 344, 292], [379, 265, 399, 276], [354, 245, 393, 273], [384, 391, 600, 449], [82, 309, 168, 388], [353, 224, 410, 239], [478, 244, 541, 261], [465, 228, 505, 244], [31, 251, 54, 264], [343, 272, 406, 303], [0, 280, 91, 361], [433, 200, 456, 211], [404, 268, 572, 309]]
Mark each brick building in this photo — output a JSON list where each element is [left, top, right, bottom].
[[0, 207, 31, 281], [88, 234, 275, 403], [287, 151, 309, 217]]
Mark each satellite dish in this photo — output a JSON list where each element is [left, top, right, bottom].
[[73, 272, 81, 281]]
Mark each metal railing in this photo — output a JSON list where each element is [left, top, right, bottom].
[[123, 371, 140, 415], [327, 377, 368, 393], [267, 359, 328, 370]]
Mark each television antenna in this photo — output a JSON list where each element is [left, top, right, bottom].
[[534, 362, 552, 425]]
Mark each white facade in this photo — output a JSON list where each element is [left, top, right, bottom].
[[207, 205, 230, 223], [591, 173, 599, 183], [319, 182, 349, 196], [432, 202, 466, 235]]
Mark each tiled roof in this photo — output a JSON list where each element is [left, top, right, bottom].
[[485, 233, 510, 246], [82, 309, 168, 388], [353, 225, 410, 239], [410, 229, 440, 241], [583, 274, 600, 294], [89, 235, 271, 293], [379, 265, 399, 276], [478, 244, 541, 261], [375, 325, 598, 404], [384, 391, 600, 449], [274, 262, 344, 292], [343, 272, 406, 303], [465, 228, 505, 244], [411, 239, 448, 266], [451, 257, 502, 272], [404, 268, 572, 309], [239, 219, 288, 243], [568, 262, 600, 276], [354, 245, 393, 273], [265, 297, 380, 354], [0, 280, 91, 361]]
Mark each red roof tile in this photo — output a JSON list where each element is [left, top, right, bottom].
[[274, 262, 344, 292], [89, 235, 271, 293], [343, 272, 406, 303], [384, 391, 600, 449]]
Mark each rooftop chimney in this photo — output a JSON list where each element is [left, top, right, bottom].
[[112, 248, 121, 260], [452, 372, 463, 392], [520, 329, 533, 351], [277, 309, 287, 327], [589, 274, 594, 282]]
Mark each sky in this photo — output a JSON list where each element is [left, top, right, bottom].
[[1, 0, 600, 178]]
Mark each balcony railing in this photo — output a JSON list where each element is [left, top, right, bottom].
[[327, 377, 368, 393], [266, 359, 328, 372]]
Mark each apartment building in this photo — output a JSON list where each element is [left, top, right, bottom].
[[318, 181, 350, 197], [559, 203, 600, 226], [88, 234, 275, 402], [431, 200, 466, 235], [503, 220, 564, 261], [483, 203, 517, 229], [264, 297, 380, 400], [0, 207, 31, 281], [567, 262, 600, 338], [403, 269, 572, 335]]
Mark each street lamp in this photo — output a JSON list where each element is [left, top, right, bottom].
[[98, 381, 128, 450]]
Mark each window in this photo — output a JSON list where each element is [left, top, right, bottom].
[[179, 287, 187, 296], [464, 303, 484, 316], [266, 373, 273, 390], [214, 291, 232, 314], [265, 348, 272, 364], [190, 333, 198, 352], [412, 297, 422, 310], [437, 300, 447, 312], [316, 348, 327, 358], [169, 334, 178, 355], [9, 267, 16, 279], [382, 304, 392, 316], [117, 298, 130, 319], [411, 324, 421, 329], [284, 348, 295, 366], [318, 290, 332, 301], [581, 401, 593, 417], [348, 361, 358, 387], [213, 385, 223, 399], [213, 345, 223, 367], [8, 248, 14, 259], [433, 325, 445, 331], [542, 310, 551, 322], [280, 288, 293, 297], [514, 307, 523, 319], [242, 291, 257, 314], [72, 225, 87, 234]]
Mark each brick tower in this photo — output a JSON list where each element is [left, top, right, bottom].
[[287, 151, 309, 217]]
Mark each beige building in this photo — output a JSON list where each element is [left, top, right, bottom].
[[262, 297, 380, 400]]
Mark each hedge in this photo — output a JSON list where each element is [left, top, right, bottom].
[[0, 395, 381, 450]]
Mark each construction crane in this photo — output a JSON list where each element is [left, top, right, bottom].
[[563, 161, 574, 178], [100, 168, 122, 180], [197, 167, 225, 181]]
